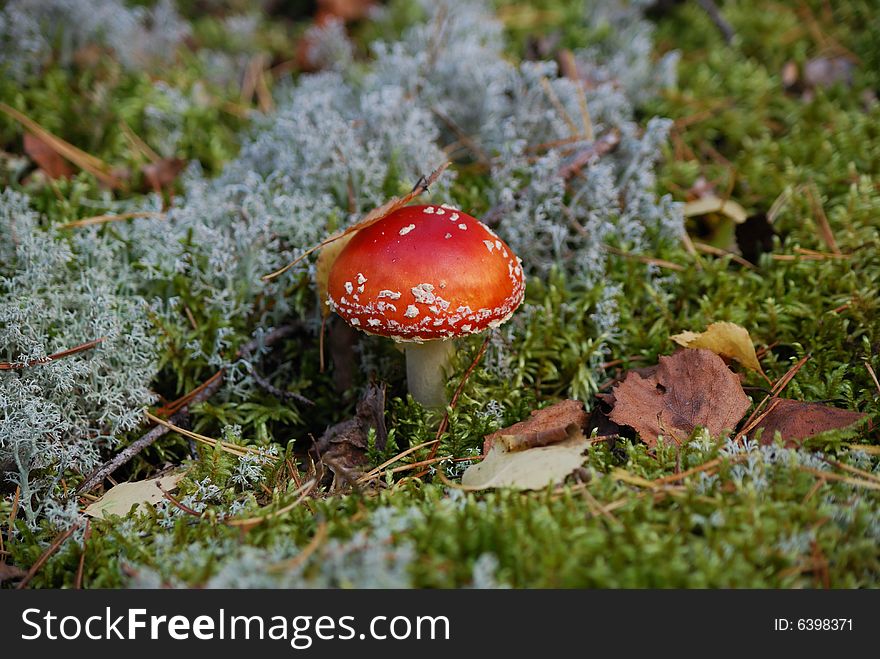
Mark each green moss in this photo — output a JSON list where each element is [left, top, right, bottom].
[[3, 0, 879, 588]]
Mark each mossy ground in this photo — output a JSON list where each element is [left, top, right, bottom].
[[2, 1, 879, 588]]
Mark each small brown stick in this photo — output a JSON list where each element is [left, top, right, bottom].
[[807, 182, 841, 254], [357, 439, 440, 484], [802, 476, 826, 504], [796, 466, 880, 490], [692, 240, 757, 270], [558, 130, 620, 180], [0, 102, 123, 189], [603, 244, 684, 271], [159, 485, 204, 517], [864, 361, 880, 397], [226, 479, 316, 530], [247, 364, 314, 406], [0, 337, 105, 371], [120, 120, 161, 164], [432, 108, 491, 167], [540, 77, 579, 137], [580, 487, 620, 525], [426, 335, 492, 462], [76, 375, 224, 493], [820, 457, 880, 485], [154, 369, 224, 417], [78, 325, 298, 493], [697, 0, 735, 43], [16, 523, 81, 589], [269, 522, 328, 573], [58, 211, 166, 230], [73, 519, 91, 590], [653, 453, 748, 485]]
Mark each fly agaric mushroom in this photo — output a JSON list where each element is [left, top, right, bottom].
[[326, 204, 525, 407]]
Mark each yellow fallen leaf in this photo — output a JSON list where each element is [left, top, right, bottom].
[[671, 321, 765, 375], [84, 473, 183, 518], [683, 195, 748, 224], [461, 430, 588, 490]]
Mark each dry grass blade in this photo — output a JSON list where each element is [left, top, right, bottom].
[[0, 337, 105, 371], [797, 466, 880, 490], [603, 244, 684, 271], [0, 102, 123, 189], [262, 162, 451, 281], [558, 130, 621, 180], [693, 240, 757, 269], [356, 439, 440, 484], [426, 335, 491, 463], [269, 522, 328, 573], [58, 211, 165, 230], [144, 411, 258, 457], [806, 182, 841, 254], [120, 120, 161, 164], [864, 361, 880, 397], [652, 453, 748, 484], [820, 457, 880, 485], [74, 519, 91, 590], [226, 479, 316, 529], [155, 370, 224, 417], [16, 522, 81, 589]]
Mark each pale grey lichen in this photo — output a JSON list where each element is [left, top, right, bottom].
[[0, 189, 157, 525]]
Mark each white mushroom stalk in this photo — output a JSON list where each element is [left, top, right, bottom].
[[404, 340, 456, 408]]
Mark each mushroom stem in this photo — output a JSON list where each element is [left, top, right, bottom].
[[405, 340, 455, 408]]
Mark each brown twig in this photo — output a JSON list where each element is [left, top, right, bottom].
[[603, 244, 684, 271], [16, 523, 81, 589], [73, 519, 91, 589], [0, 337, 105, 371], [58, 211, 165, 230], [697, 0, 735, 44], [557, 130, 620, 180], [426, 335, 492, 463], [269, 522, 328, 573]]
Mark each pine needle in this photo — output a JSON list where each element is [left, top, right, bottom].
[[0, 102, 124, 189]]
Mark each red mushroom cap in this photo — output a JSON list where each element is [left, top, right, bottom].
[[327, 204, 525, 342]]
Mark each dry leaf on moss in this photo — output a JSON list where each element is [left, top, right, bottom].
[[463, 428, 588, 491], [754, 398, 868, 447], [483, 399, 588, 454], [24, 132, 74, 179], [671, 321, 765, 375], [84, 473, 183, 518], [683, 195, 748, 224], [0, 563, 26, 584], [609, 349, 750, 447]]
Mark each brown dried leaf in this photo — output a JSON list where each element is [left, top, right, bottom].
[[141, 157, 186, 194], [483, 399, 588, 454], [0, 563, 26, 583], [671, 321, 765, 375], [314, 382, 387, 488], [609, 349, 750, 447], [316, 0, 375, 23], [84, 473, 183, 518], [24, 132, 74, 179], [462, 428, 589, 491], [0, 102, 124, 189], [754, 398, 867, 447]]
